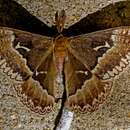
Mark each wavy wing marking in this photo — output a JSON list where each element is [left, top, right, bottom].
[[0, 27, 56, 114], [94, 27, 130, 79], [65, 27, 130, 112]]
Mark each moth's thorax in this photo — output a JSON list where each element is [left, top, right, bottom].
[[54, 35, 68, 74]]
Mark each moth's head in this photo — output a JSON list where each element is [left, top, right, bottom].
[[55, 10, 66, 34]]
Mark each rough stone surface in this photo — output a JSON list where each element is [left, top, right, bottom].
[[0, 0, 130, 130]]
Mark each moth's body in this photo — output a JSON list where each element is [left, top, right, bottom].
[[53, 35, 67, 76], [0, 10, 130, 115]]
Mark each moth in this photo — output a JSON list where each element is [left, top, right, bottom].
[[0, 10, 130, 114]]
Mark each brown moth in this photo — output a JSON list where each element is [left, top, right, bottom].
[[0, 10, 130, 114]]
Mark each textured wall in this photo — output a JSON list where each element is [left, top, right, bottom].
[[0, 0, 130, 130]]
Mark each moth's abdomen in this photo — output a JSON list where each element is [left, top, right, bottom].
[[54, 36, 67, 74]]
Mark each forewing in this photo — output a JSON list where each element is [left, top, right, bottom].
[[65, 26, 130, 112], [0, 27, 56, 114]]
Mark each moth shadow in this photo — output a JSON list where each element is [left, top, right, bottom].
[[63, 1, 130, 36], [1, 0, 130, 37], [0, 0, 57, 36]]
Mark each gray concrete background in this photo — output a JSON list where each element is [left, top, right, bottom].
[[0, 0, 130, 130]]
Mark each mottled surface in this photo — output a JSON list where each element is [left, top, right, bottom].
[[0, 0, 130, 130]]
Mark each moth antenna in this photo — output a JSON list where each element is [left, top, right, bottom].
[[55, 10, 66, 33]]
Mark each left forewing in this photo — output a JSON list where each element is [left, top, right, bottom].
[[0, 27, 56, 114]]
